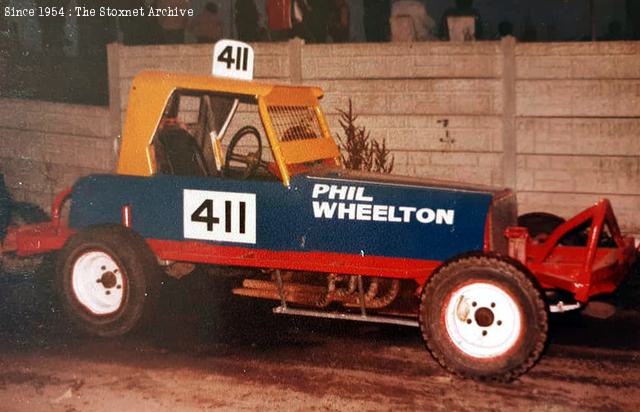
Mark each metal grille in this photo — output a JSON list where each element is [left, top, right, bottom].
[[267, 105, 323, 142]]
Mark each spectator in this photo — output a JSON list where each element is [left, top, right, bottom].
[[188, 2, 223, 43], [306, 0, 329, 42], [36, 0, 69, 55], [265, 0, 311, 41], [521, 14, 537, 42], [328, 0, 349, 42], [364, 0, 390, 42], [235, 0, 260, 42], [390, 0, 436, 41], [77, 0, 117, 58], [439, 0, 482, 40], [628, 0, 640, 40], [156, 0, 191, 44], [7, 0, 42, 54], [497, 20, 513, 38], [266, 0, 292, 40], [603, 21, 624, 40], [117, 0, 161, 45], [291, 0, 311, 40]]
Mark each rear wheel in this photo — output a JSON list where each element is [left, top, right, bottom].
[[419, 254, 548, 381], [517, 212, 565, 244], [56, 225, 160, 337], [518, 212, 589, 246]]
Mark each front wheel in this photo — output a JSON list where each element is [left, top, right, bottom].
[[419, 254, 548, 381], [56, 225, 160, 337]]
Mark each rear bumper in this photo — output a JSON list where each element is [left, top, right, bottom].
[[507, 199, 638, 303], [1, 222, 75, 257], [0, 187, 74, 258]]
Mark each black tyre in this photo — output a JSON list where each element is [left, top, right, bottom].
[[517, 212, 565, 243], [56, 225, 160, 337], [518, 212, 588, 246], [419, 254, 548, 381], [11, 201, 50, 224]]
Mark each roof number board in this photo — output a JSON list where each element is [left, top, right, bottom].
[[212, 39, 254, 81]]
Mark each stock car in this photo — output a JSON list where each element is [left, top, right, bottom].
[[0, 41, 637, 381]]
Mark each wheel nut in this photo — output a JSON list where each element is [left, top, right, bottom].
[[497, 320, 502, 326], [466, 319, 472, 324], [472, 301, 477, 307], [116, 285, 122, 289], [482, 330, 488, 336], [491, 302, 495, 308], [101, 266, 106, 270], [106, 290, 111, 295]]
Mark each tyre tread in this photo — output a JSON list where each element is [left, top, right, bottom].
[[419, 253, 548, 382], [56, 224, 160, 337]]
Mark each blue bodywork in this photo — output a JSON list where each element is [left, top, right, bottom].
[[69, 170, 495, 262]]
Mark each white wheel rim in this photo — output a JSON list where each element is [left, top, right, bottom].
[[71, 251, 125, 315], [444, 282, 522, 359]]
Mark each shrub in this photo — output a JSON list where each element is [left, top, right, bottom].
[[335, 99, 394, 174]]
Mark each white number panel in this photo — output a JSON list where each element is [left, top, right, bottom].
[[183, 189, 256, 244], [212, 39, 254, 81]]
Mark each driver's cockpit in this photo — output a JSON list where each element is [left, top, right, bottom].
[[119, 70, 342, 187], [152, 90, 275, 181]]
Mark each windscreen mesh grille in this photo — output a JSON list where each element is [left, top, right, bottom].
[[267, 105, 323, 142]]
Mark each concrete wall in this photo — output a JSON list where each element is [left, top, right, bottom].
[[0, 99, 112, 209], [514, 42, 640, 231], [299, 41, 505, 189]]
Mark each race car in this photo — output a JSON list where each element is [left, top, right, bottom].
[[0, 40, 637, 381]]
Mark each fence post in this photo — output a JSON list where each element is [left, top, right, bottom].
[[501, 36, 517, 189], [288, 38, 304, 83], [107, 42, 122, 169]]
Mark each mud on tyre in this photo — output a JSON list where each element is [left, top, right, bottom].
[[56, 225, 160, 337], [419, 254, 548, 381]]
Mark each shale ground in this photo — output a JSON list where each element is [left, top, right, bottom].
[[1, 267, 639, 411]]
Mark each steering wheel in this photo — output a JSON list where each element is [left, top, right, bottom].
[[224, 126, 265, 179]]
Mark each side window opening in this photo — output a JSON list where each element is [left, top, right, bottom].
[[152, 90, 237, 177]]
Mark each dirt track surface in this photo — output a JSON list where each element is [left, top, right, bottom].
[[1, 270, 640, 411]]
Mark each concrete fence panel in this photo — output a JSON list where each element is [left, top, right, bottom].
[[514, 41, 640, 232], [0, 98, 112, 209]]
